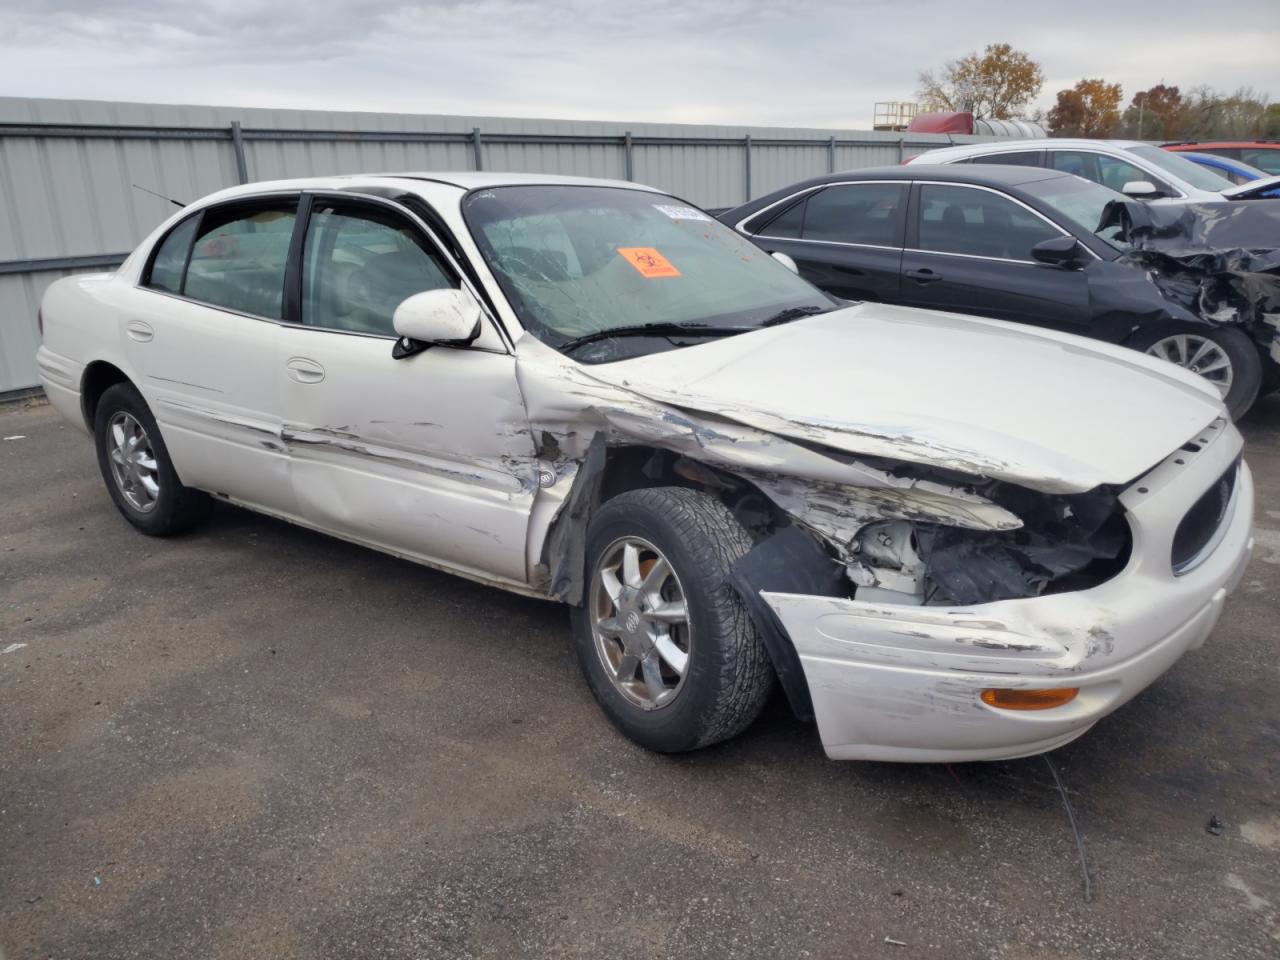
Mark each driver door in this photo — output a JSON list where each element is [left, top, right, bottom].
[[276, 194, 538, 586]]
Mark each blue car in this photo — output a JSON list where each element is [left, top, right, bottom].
[[1178, 152, 1280, 197]]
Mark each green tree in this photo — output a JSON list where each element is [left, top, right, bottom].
[[1047, 79, 1124, 138], [917, 43, 1044, 120]]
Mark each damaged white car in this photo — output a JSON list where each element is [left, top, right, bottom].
[[36, 173, 1255, 762]]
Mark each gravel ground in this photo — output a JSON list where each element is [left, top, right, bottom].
[[1, 395, 1277, 960]]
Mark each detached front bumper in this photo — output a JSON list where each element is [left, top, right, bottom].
[[762, 420, 1254, 763]]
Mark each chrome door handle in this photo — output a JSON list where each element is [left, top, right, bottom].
[[286, 357, 325, 384], [126, 320, 154, 342]]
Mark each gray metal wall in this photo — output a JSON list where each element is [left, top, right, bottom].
[[0, 96, 993, 394]]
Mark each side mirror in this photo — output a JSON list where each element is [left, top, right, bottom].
[[771, 251, 800, 274], [1121, 180, 1162, 199], [1031, 236, 1085, 269], [392, 288, 482, 359]]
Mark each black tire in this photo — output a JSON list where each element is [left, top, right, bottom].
[[1127, 323, 1262, 420], [93, 382, 211, 536], [570, 487, 774, 753]]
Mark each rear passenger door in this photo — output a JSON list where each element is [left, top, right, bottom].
[[121, 197, 300, 517], [276, 194, 538, 586], [900, 183, 1091, 333], [745, 182, 905, 302]]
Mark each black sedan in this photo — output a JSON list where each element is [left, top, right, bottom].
[[721, 165, 1272, 418]]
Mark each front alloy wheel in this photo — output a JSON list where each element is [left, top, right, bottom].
[[589, 536, 692, 710], [1144, 333, 1233, 399]]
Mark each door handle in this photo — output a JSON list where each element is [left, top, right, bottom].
[[905, 269, 942, 284], [286, 357, 325, 384], [125, 320, 154, 342]]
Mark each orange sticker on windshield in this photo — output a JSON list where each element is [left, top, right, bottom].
[[617, 247, 681, 278]]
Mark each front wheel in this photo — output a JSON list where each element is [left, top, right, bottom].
[[570, 487, 774, 754], [1129, 324, 1262, 419]]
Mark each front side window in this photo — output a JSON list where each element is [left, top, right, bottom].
[[917, 184, 1062, 260], [1051, 151, 1166, 195], [463, 186, 834, 360], [1127, 145, 1233, 192], [184, 202, 298, 318], [300, 201, 455, 336]]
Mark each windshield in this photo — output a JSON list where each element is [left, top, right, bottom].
[[1127, 145, 1234, 192], [463, 185, 835, 360], [1024, 176, 1132, 250]]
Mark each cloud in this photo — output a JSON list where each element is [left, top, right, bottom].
[[0, 0, 1273, 127]]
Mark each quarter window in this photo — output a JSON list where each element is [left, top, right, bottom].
[[183, 202, 298, 318], [758, 183, 905, 246], [917, 185, 1062, 260], [145, 216, 198, 294], [300, 201, 455, 336]]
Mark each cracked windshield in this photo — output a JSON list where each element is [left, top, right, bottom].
[[464, 185, 834, 361]]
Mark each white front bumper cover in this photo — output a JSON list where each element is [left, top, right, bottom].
[[762, 420, 1254, 763]]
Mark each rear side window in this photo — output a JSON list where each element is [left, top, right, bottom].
[[758, 183, 905, 246], [300, 201, 456, 337], [183, 202, 299, 318], [971, 151, 1043, 167], [145, 217, 198, 294], [917, 184, 1062, 260]]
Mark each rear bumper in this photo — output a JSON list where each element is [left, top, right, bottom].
[[36, 346, 88, 434], [762, 421, 1253, 763]]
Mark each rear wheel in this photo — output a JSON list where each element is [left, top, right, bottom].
[[570, 487, 774, 753], [1129, 324, 1261, 419], [93, 382, 211, 535]]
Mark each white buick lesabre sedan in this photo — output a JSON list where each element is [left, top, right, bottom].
[[36, 172, 1254, 762]]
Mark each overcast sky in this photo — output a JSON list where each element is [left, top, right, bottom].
[[1, 0, 1275, 128]]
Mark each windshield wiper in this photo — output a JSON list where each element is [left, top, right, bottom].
[[557, 322, 753, 355], [761, 305, 829, 327]]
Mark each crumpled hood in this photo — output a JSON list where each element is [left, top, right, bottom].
[[586, 302, 1223, 493]]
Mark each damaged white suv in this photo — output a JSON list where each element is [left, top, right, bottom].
[[36, 173, 1254, 762]]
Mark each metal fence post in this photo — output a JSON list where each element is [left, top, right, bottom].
[[897, 137, 905, 163], [743, 134, 752, 202], [229, 121, 248, 184], [472, 127, 484, 171], [623, 131, 634, 181], [828, 136, 836, 173]]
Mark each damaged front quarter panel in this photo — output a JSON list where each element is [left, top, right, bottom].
[[513, 335, 1127, 617]]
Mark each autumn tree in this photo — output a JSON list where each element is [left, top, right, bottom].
[[1120, 84, 1185, 139], [1047, 79, 1123, 137], [917, 43, 1044, 119]]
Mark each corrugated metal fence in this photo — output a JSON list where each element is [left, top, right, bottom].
[[0, 96, 993, 395]]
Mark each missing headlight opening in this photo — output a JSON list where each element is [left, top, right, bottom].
[[850, 483, 1132, 607]]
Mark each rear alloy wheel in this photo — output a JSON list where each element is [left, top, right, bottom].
[[1132, 324, 1262, 419], [93, 382, 211, 536]]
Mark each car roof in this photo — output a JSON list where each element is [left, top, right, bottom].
[[189, 171, 661, 210], [720, 164, 1076, 223], [909, 138, 1148, 162]]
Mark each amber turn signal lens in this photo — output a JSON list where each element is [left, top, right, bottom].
[[980, 687, 1079, 710]]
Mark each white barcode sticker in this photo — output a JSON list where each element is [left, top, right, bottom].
[[653, 204, 712, 222]]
